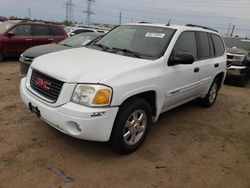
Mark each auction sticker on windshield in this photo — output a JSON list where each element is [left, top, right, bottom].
[[145, 33, 165, 38]]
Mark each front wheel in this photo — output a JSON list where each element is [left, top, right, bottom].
[[200, 77, 220, 107], [110, 98, 152, 154]]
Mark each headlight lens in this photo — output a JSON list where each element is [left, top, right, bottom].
[[71, 84, 112, 107]]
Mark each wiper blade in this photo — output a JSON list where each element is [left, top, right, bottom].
[[60, 43, 72, 47], [111, 47, 141, 58], [92, 44, 110, 51]]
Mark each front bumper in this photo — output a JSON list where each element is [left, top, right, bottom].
[[20, 78, 119, 142], [226, 65, 247, 77]]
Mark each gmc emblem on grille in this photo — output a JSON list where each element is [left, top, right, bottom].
[[35, 78, 51, 90]]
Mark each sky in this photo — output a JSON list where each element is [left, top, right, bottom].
[[0, 0, 250, 37]]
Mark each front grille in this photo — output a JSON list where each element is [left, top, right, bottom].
[[30, 70, 64, 102], [227, 54, 234, 59], [23, 56, 34, 62]]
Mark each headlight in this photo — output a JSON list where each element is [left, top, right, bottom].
[[20, 53, 24, 62], [71, 84, 112, 107]]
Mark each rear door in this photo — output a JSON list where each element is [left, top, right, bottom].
[[31, 25, 51, 46], [195, 31, 215, 94], [163, 31, 201, 109], [4, 24, 32, 55]]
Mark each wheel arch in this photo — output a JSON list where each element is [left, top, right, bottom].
[[118, 90, 157, 117], [215, 71, 226, 88]]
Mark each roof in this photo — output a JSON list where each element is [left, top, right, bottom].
[[126, 23, 219, 34]]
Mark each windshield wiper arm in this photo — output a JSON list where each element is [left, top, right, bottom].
[[92, 44, 110, 51], [111, 47, 141, 58]]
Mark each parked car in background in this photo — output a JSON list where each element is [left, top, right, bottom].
[[20, 32, 103, 75], [66, 27, 99, 36], [20, 23, 226, 153], [0, 16, 8, 23], [224, 37, 250, 87], [0, 20, 67, 62]]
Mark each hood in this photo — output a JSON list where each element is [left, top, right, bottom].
[[227, 47, 249, 56], [31, 47, 150, 83], [23, 43, 70, 58]]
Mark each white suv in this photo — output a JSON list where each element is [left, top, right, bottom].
[[20, 23, 226, 153]]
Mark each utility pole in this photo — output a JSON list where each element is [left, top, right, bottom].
[[227, 23, 231, 37], [28, 8, 31, 19], [83, 0, 95, 26], [230, 25, 235, 37], [119, 11, 122, 25], [65, 0, 74, 23]]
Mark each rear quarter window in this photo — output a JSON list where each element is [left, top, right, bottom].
[[211, 34, 225, 57], [50, 27, 64, 36]]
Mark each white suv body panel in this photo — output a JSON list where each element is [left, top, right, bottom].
[[20, 24, 227, 141]]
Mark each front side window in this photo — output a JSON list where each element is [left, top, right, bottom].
[[172, 31, 197, 59], [11, 25, 31, 36], [32, 25, 50, 36], [91, 25, 175, 60]]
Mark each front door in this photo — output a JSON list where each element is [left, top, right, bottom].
[[163, 31, 200, 110]]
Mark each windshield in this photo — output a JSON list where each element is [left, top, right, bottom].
[[59, 34, 98, 47], [91, 25, 175, 59], [0, 22, 13, 33], [224, 37, 250, 51]]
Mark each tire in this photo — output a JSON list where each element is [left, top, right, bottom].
[[110, 97, 152, 154], [236, 72, 248, 87], [200, 77, 220, 107]]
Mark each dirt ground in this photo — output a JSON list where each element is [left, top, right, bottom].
[[0, 61, 250, 188]]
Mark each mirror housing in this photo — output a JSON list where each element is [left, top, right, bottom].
[[168, 52, 194, 66], [69, 32, 75, 37], [7, 31, 15, 38]]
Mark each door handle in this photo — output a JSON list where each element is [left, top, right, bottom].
[[194, 67, 200, 73], [214, 63, 219, 68], [48, 38, 54, 41], [25, 38, 32, 41]]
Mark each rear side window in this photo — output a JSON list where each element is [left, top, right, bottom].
[[11, 25, 31, 36], [172, 31, 197, 59], [50, 27, 64, 36], [32, 25, 50, 36], [211, 34, 225, 57], [197, 32, 210, 59]]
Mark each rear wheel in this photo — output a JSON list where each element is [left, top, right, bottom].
[[110, 98, 152, 154], [200, 77, 220, 107]]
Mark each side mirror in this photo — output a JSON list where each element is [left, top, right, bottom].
[[69, 32, 75, 37], [168, 52, 194, 66], [7, 31, 15, 38]]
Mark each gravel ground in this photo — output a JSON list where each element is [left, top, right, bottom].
[[0, 61, 250, 188]]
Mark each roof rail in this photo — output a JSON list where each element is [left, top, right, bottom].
[[10, 19, 62, 25], [186, 24, 218, 32]]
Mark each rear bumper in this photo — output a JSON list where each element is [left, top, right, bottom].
[[20, 78, 119, 142]]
